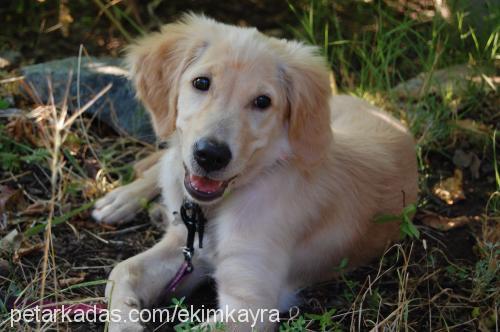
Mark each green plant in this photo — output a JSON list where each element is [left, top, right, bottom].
[[486, 130, 500, 216], [280, 315, 308, 332], [375, 203, 419, 239], [0, 126, 50, 171], [0, 99, 9, 109], [472, 242, 499, 299], [305, 308, 340, 332]]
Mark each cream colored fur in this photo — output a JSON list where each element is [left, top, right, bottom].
[[92, 14, 418, 332]]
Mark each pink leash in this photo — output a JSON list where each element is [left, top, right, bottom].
[[162, 260, 192, 293]]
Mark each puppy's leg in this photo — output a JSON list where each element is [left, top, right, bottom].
[[133, 150, 164, 178], [92, 161, 161, 224], [106, 224, 209, 332], [211, 248, 290, 331]]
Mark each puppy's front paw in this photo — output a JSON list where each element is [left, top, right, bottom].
[[92, 185, 143, 224], [107, 296, 144, 332], [108, 320, 144, 332], [106, 294, 145, 332]]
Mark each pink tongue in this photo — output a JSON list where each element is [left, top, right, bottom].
[[189, 174, 223, 193]]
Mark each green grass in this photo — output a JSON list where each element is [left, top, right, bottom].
[[290, 0, 499, 92], [290, 0, 499, 193], [286, 0, 499, 330]]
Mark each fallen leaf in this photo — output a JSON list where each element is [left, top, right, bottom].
[[13, 243, 44, 262], [422, 212, 476, 231], [58, 273, 86, 288], [5, 114, 45, 148], [0, 185, 24, 214], [21, 201, 49, 216], [433, 169, 465, 205]]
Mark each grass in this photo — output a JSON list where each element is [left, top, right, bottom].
[[284, 0, 499, 330], [0, 0, 499, 331], [0, 63, 157, 331]]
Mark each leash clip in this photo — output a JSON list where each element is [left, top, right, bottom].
[[180, 199, 207, 272], [182, 247, 194, 272]]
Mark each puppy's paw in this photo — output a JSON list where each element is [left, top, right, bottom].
[[92, 185, 143, 225], [108, 320, 144, 332], [106, 295, 145, 332]]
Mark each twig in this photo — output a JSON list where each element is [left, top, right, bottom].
[[0, 76, 25, 84], [98, 223, 148, 236], [0, 171, 30, 184]]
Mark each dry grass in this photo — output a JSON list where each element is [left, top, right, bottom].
[[0, 68, 160, 331]]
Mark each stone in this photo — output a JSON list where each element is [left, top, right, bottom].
[[0, 50, 21, 69], [392, 64, 497, 100], [21, 57, 155, 143]]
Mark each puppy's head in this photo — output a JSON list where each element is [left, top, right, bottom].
[[127, 14, 332, 204]]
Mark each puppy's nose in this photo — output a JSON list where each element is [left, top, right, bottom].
[[194, 138, 232, 172]]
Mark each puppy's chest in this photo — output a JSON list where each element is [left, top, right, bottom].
[[190, 211, 242, 265], [198, 223, 219, 263]]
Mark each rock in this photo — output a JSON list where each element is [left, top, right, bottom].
[[21, 57, 155, 143], [392, 64, 497, 100], [0, 108, 22, 118], [0, 50, 21, 69]]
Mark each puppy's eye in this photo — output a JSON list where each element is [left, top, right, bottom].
[[253, 95, 271, 110], [192, 77, 210, 91]]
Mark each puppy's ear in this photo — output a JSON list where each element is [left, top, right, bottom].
[[126, 14, 210, 139], [281, 42, 333, 168]]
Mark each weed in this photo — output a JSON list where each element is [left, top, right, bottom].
[[375, 203, 419, 239]]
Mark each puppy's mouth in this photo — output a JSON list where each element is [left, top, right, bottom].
[[184, 169, 230, 202]]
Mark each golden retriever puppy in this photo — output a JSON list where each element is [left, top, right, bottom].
[[92, 14, 418, 331]]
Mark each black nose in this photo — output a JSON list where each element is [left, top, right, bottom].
[[194, 138, 232, 172]]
